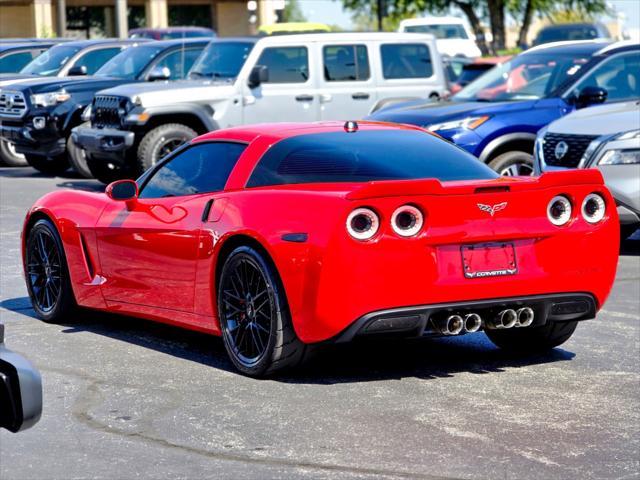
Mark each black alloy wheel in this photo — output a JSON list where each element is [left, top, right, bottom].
[[218, 246, 309, 377], [25, 219, 76, 322]]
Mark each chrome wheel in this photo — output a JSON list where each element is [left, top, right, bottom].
[[220, 254, 273, 367], [500, 162, 534, 176], [27, 228, 63, 313]]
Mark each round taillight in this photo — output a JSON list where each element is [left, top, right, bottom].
[[547, 195, 572, 226], [346, 208, 379, 240], [582, 193, 606, 224], [391, 205, 424, 237]]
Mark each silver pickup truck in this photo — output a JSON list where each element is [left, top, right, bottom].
[[73, 32, 447, 183]]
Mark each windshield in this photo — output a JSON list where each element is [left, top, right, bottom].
[[188, 41, 253, 80], [95, 45, 164, 79], [453, 52, 590, 102], [20, 44, 82, 76], [404, 24, 469, 39]]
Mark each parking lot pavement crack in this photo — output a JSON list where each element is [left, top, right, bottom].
[[60, 367, 459, 480]]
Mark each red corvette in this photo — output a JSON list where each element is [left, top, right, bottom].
[[22, 121, 619, 376]]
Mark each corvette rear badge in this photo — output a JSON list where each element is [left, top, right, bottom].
[[477, 202, 507, 216]]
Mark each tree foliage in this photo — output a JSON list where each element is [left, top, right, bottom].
[[280, 0, 307, 23], [341, 0, 608, 53]]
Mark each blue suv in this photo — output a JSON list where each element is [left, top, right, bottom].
[[369, 41, 640, 175]]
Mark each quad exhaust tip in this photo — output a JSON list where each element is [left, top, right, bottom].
[[436, 307, 534, 335], [516, 307, 535, 327], [464, 313, 482, 333]]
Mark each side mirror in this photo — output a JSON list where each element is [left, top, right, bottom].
[[148, 66, 171, 82], [0, 324, 42, 433], [106, 179, 138, 209], [68, 65, 88, 76], [576, 86, 607, 108], [248, 65, 268, 89]]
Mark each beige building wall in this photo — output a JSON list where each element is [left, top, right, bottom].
[[0, 4, 38, 37], [215, 1, 248, 36]]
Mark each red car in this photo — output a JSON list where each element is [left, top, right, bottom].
[[22, 121, 619, 376]]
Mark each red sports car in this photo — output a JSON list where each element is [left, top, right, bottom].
[[22, 121, 619, 376]]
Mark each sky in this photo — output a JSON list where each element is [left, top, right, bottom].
[[298, 0, 640, 31]]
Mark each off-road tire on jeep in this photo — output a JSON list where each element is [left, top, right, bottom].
[[25, 153, 70, 176], [484, 320, 578, 352], [218, 245, 312, 377], [137, 123, 198, 173], [67, 125, 93, 178], [489, 151, 534, 176], [0, 139, 28, 167]]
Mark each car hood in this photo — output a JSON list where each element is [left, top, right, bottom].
[[8, 76, 135, 95], [547, 100, 640, 136], [0, 74, 41, 88], [369, 99, 539, 127], [97, 79, 237, 107]]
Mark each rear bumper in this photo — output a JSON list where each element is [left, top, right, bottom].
[[72, 126, 134, 165], [334, 292, 596, 342]]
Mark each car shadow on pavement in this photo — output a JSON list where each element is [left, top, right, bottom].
[[1, 296, 575, 382], [620, 232, 640, 256]]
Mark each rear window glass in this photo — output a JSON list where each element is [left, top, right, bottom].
[[381, 43, 433, 79], [247, 130, 497, 187]]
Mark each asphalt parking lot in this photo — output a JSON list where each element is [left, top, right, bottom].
[[0, 166, 638, 480]]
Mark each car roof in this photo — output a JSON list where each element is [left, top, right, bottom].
[[131, 26, 213, 32], [138, 37, 212, 48], [194, 121, 426, 144], [400, 17, 466, 26], [0, 41, 56, 52], [58, 38, 149, 48], [538, 22, 601, 31], [524, 39, 613, 55], [255, 32, 436, 44]]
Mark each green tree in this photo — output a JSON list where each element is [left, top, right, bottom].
[[342, 0, 608, 54], [281, 0, 307, 23]]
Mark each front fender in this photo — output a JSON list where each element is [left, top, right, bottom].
[[129, 104, 218, 132], [23, 190, 110, 309]]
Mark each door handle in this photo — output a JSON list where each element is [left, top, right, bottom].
[[295, 94, 314, 102], [352, 92, 370, 100], [201, 199, 214, 222]]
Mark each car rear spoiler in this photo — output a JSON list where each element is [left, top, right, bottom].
[[346, 169, 605, 200]]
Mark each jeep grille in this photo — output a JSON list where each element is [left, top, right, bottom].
[[0, 91, 27, 118], [92, 95, 126, 129]]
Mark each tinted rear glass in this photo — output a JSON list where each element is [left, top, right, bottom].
[[247, 130, 498, 187], [381, 43, 432, 79]]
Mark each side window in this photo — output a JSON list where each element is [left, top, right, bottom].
[[576, 52, 640, 102], [153, 48, 203, 80], [74, 47, 123, 75], [139, 142, 247, 199], [323, 45, 370, 82], [0, 51, 34, 73], [256, 46, 308, 83], [380, 43, 433, 79]]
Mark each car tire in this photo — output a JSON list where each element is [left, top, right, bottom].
[[25, 153, 69, 176], [488, 151, 535, 176], [0, 139, 28, 167], [484, 320, 578, 352], [67, 127, 93, 178], [217, 245, 309, 377], [137, 123, 197, 173], [25, 219, 77, 323], [86, 156, 126, 184]]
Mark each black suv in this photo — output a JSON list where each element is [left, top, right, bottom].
[[0, 38, 209, 176], [0, 39, 137, 166]]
